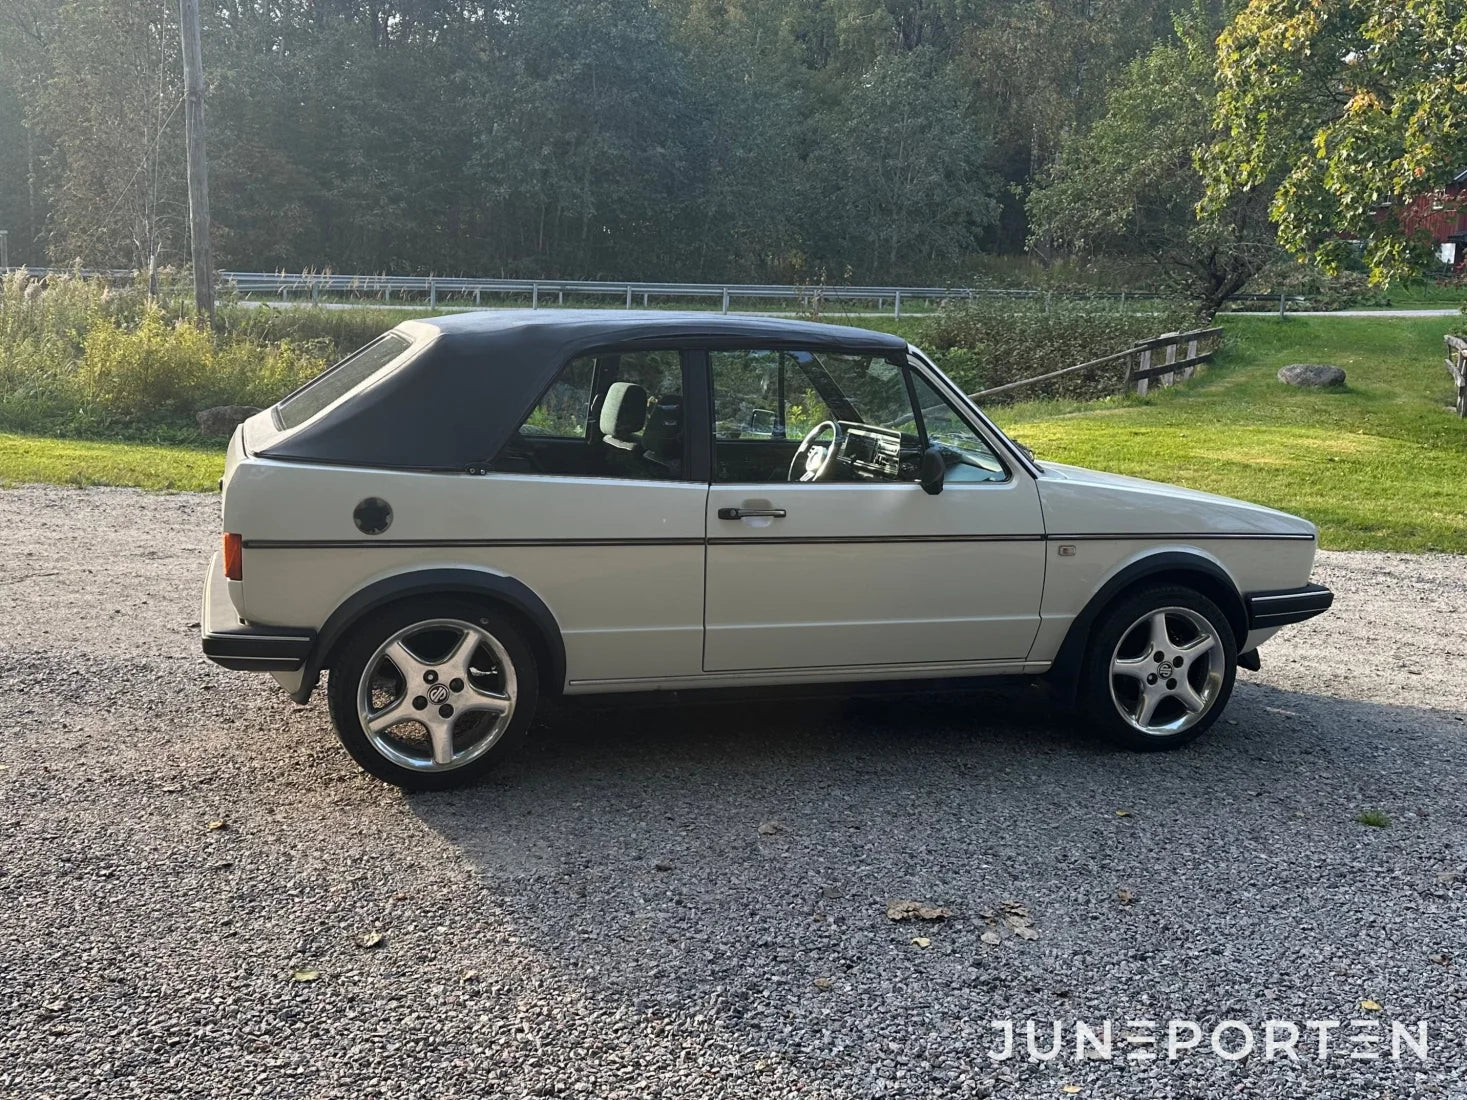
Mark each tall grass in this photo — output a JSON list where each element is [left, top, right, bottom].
[[0, 271, 341, 441]]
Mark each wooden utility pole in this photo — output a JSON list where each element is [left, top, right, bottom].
[[178, 0, 214, 319]]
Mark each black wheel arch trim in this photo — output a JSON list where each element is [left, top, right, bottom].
[[292, 568, 567, 704], [1046, 550, 1247, 706]]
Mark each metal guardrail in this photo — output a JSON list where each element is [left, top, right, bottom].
[[0, 266, 1182, 317], [0, 265, 1312, 316]]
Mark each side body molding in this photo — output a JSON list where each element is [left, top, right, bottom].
[[293, 567, 567, 704], [1045, 550, 1247, 704]]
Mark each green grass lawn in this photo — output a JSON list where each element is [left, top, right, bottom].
[[1, 315, 1463, 552], [0, 433, 222, 492], [992, 316, 1467, 552]]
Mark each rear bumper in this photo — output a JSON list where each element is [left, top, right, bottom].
[[200, 553, 315, 672], [1245, 583, 1333, 629]]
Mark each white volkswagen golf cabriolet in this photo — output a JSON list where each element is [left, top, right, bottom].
[[201, 311, 1332, 788]]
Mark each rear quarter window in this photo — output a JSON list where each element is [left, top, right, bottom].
[[274, 332, 413, 430]]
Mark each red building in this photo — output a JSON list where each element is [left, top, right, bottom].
[[1402, 169, 1467, 266]]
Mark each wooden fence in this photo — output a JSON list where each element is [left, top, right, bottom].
[[1445, 336, 1467, 418], [969, 326, 1224, 403]]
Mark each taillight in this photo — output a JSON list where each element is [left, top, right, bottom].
[[222, 533, 243, 581]]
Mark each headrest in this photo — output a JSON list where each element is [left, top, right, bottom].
[[642, 394, 684, 459], [600, 382, 648, 439]]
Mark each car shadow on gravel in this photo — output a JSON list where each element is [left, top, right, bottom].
[[397, 678, 1466, 1092]]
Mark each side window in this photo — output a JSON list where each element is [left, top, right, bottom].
[[489, 350, 686, 480], [520, 356, 595, 439], [710, 350, 835, 442], [908, 372, 1009, 482], [710, 348, 923, 484]]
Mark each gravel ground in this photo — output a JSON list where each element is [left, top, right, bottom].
[[2, 485, 1464, 1100]]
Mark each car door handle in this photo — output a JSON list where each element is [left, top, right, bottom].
[[717, 507, 786, 520]]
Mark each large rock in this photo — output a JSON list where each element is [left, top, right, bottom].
[[1278, 363, 1346, 388], [196, 404, 261, 436]]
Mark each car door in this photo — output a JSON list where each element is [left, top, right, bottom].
[[484, 347, 709, 684], [702, 348, 1045, 672]]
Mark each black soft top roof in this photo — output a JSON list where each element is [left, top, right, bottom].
[[258, 310, 909, 470]]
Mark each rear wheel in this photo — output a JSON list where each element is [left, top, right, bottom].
[[1081, 585, 1237, 750], [326, 599, 539, 789]]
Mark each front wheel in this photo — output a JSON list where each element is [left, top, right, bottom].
[[1080, 585, 1237, 750], [326, 599, 540, 789]]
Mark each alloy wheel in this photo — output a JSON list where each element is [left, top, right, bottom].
[[1107, 606, 1226, 737], [355, 617, 517, 772]]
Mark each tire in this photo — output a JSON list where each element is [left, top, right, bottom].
[[1080, 584, 1237, 751], [326, 598, 540, 790]]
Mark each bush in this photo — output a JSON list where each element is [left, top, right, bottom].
[[918, 298, 1197, 403], [1236, 263, 1389, 311], [0, 271, 330, 440]]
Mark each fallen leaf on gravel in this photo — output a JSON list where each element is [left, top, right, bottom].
[[1116, 887, 1136, 905], [1014, 926, 1039, 941], [1360, 999, 1382, 1012], [1062, 1087, 1082, 1095], [813, 977, 833, 991], [290, 970, 320, 983], [1429, 953, 1452, 965], [1003, 915, 1031, 931], [1000, 900, 1029, 917], [980, 931, 1002, 946], [355, 932, 384, 949], [1114, 809, 1131, 818], [758, 821, 781, 836], [206, 820, 228, 831], [910, 937, 931, 949], [887, 900, 952, 921]]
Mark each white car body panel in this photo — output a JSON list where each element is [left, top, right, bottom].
[[225, 462, 708, 683], [704, 477, 1045, 671]]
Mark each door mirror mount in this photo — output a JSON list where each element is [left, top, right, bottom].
[[919, 446, 945, 496]]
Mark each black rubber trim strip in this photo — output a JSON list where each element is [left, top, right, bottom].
[[245, 531, 1309, 550], [243, 537, 707, 549], [1045, 532, 1315, 541], [1245, 583, 1334, 628], [709, 534, 1042, 545]]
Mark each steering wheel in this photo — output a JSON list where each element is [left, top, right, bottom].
[[788, 420, 846, 482]]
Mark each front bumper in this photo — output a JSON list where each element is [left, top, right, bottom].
[[200, 553, 315, 672], [1245, 583, 1334, 629]]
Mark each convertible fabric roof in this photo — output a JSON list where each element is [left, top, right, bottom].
[[257, 310, 908, 470]]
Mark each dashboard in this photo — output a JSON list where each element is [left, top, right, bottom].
[[838, 423, 920, 481]]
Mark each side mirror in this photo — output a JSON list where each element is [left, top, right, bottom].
[[919, 446, 945, 496]]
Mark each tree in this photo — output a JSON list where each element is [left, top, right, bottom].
[[35, 0, 186, 270], [1028, 15, 1276, 313], [805, 51, 997, 280], [0, 0, 59, 265], [1205, 0, 1467, 281]]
